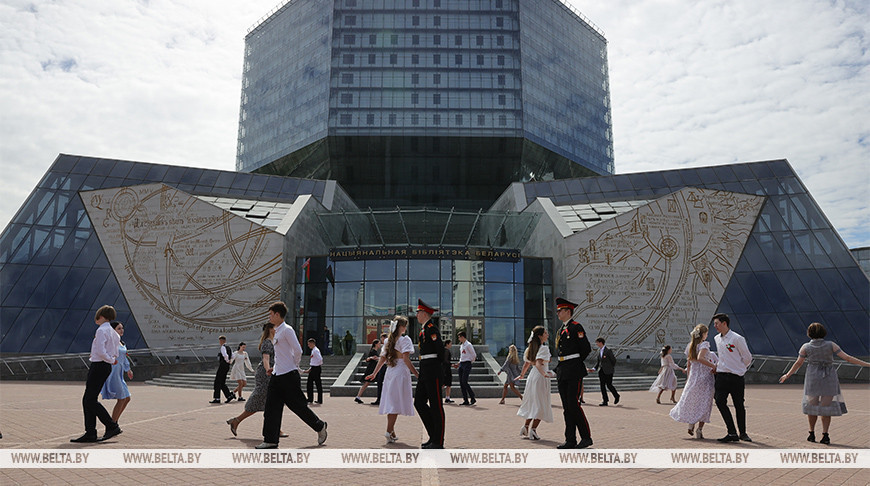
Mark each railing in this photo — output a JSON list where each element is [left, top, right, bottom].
[[1, 344, 219, 376]]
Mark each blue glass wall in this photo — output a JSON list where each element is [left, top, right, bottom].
[[519, 0, 614, 174], [0, 155, 328, 354], [236, 0, 333, 172], [521, 160, 870, 356], [294, 255, 552, 356]]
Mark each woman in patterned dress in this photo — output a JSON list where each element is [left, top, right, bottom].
[[226, 323, 286, 438], [669, 324, 717, 439], [497, 344, 524, 404], [779, 322, 870, 445]]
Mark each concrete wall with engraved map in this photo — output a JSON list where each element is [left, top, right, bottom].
[[82, 183, 283, 348], [561, 188, 764, 351]]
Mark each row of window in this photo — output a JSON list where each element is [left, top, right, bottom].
[[344, 0, 508, 9], [340, 33, 510, 47], [336, 112, 516, 127], [339, 72, 510, 87], [342, 14, 510, 28], [338, 92, 512, 105], [340, 52, 514, 66]]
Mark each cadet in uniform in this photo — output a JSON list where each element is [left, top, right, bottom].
[[554, 298, 594, 449], [413, 299, 446, 449]]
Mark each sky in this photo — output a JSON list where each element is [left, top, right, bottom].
[[1, 0, 868, 248]]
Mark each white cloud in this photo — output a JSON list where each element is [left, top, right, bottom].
[[1, 0, 868, 248]]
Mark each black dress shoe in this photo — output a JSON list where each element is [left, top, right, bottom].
[[100, 426, 122, 441], [209, 399, 221, 404], [807, 431, 816, 442], [225, 394, 235, 403], [717, 434, 739, 442], [470, 398, 476, 405], [820, 433, 830, 445], [237, 397, 245, 402], [557, 442, 578, 449], [70, 433, 99, 443], [421, 440, 432, 448], [422, 443, 444, 449], [598, 402, 608, 406], [460, 401, 470, 406], [576, 438, 594, 449], [739, 433, 752, 442], [371, 401, 380, 405], [354, 397, 364, 404], [614, 394, 620, 405]]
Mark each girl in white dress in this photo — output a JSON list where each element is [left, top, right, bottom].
[[669, 324, 718, 439], [517, 326, 555, 440], [367, 316, 418, 443], [650, 345, 686, 404], [230, 343, 255, 401]]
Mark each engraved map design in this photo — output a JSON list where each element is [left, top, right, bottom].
[[83, 183, 282, 347], [564, 187, 764, 351]]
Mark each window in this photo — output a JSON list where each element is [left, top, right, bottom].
[[433, 34, 441, 45], [411, 113, 419, 125], [340, 93, 353, 104], [390, 53, 398, 64], [347, 0, 357, 5], [344, 34, 355, 45], [411, 54, 419, 64], [455, 35, 462, 46], [342, 54, 355, 64], [413, 0, 420, 7], [340, 113, 352, 124], [411, 73, 420, 84], [498, 94, 506, 105], [496, 0, 503, 7], [477, 54, 484, 66], [455, 114, 463, 125], [496, 17, 504, 27], [433, 93, 441, 104], [411, 93, 419, 104], [391, 34, 398, 45], [433, 54, 441, 65], [496, 35, 504, 46], [344, 15, 356, 26], [434, 0, 440, 6], [498, 74, 505, 85], [434, 16, 441, 26], [341, 73, 354, 84], [412, 34, 420, 45], [455, 54, 462, 65], [389, 113, 397, 125], [412, 15, 420, 26], [497, 55, 505, 66], [433, 73, 441, 84], [368, 53, 376, 64], [477, 114, 485, 126], [476, 35, 484, 46], [499, 114, 507, 126], [369, 34, 377, 45], [366, 113, 375, 125], [433, 114, 441, 125]]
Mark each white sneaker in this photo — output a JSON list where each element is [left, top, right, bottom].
[[520, 425, 528, 438], [317, 422, 328, 446], [529, 429, 540, 440], [385, 431, 398, 443]]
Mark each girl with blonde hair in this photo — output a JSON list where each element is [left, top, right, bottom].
[[669, 324, 717, 439], [497, 344, 524, 404]]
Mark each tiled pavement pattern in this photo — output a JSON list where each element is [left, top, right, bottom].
[[1, 382, 867, 485]]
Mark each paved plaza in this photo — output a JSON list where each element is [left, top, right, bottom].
[[1, 381, 868, 485]]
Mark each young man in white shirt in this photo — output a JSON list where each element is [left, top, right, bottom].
[[71, 305, 122, 443], [455, 331, 477, 405], [256, 302, 327, 449], [304, 338, 324, 404], [712, 313, 753, 443]]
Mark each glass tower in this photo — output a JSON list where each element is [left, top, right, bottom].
[[236, 0, 614, 209]]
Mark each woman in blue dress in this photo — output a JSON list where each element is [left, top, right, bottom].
[[100, 321, 133, 423]]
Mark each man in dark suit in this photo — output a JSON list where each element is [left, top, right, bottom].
[[554, 298, 593, 449], [589, 337, 620, 406], [414, 299, 446, 449], [211, 335, 235, 404]]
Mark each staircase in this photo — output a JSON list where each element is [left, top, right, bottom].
[[145, 355, 353, 393], [330, 353, 505, 398]]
